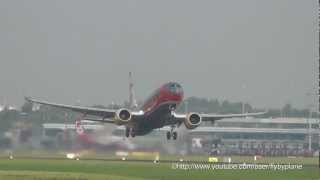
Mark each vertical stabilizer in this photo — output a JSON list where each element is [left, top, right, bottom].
[[75, 120, 84, 135], [129, 72, 138, 109]]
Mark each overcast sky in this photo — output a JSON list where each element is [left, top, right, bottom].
[[0, 0, 317, 109]]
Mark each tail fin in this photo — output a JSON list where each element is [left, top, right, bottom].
[[75, 119, 95, 144], [128, 72, 138, 109], [75, 120, 84, 135]]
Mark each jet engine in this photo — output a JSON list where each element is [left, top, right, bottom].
[[184, 113, 202, 129], [114, 108, 132, 125]]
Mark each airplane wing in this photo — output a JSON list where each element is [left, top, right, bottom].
[[173, 111, 266, 122], [199, 111, 266, 121], [25, 97, 116, 118], [82, 117, 115, 124]]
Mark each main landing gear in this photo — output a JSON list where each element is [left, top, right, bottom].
[[166, 107, 178, 140], [166, 126, 178, 140], [125, 127, 135, 138]]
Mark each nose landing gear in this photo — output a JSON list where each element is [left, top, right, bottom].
[[172, 131, 177, 140], [166, 125, 178, 140], [166, 131, 171, 140], [125, 127, 136, 138]]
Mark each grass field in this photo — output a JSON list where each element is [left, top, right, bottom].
[[1, 150, 318, 165], [0, 158, 318, 180]]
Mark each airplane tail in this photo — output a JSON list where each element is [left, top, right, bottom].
[[128, 72, 138, 109], [75, 119, 94, 145], [75, 120, 85, 135]]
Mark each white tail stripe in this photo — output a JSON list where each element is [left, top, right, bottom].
[[75, 120, 84, 135]]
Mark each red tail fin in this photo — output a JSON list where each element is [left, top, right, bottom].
[[75, 119, 93, 144], [75, 120, 84, 135]]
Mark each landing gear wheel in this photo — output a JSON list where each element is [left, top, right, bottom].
[[125, 127, 130, 138], [172, 132, 178, 140], [130, 128, 136, 138], [166, 131, 171, 140]]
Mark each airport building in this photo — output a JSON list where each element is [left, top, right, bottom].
[[190, 118, 320, 156], [42, 123, 103, 138], [41, 118, 320, 156], [41, 123, 104, 149]]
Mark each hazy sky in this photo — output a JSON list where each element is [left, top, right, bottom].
[[0, 0, 317, 109]]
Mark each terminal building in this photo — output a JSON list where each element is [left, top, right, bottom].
[[41, 118, 320, 156], [190, 118, 320, 156]]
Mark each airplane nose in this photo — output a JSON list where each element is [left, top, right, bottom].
[[166, 82, 183, 100]]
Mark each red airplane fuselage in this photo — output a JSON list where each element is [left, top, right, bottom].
[[134, 82, 184, 135]]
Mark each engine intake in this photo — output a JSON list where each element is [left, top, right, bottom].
[[184, 113, 202, 129], [114, 108, 132, 125]]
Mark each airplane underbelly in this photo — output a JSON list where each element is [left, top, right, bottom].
[[135, 102, 178, 136]]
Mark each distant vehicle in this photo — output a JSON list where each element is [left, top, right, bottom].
[[25, 73, 265, 140]]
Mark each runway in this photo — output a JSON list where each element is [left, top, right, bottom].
[[0, 155, 317, 167]]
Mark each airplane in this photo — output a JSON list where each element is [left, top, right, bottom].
[[25, 73, 266, 140], [74, 119, 135, 150]]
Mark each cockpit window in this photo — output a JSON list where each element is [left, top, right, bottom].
[[167, 83, 182, 94]]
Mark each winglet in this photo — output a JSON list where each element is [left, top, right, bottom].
[[259, 109, 269, 115], [248, 110, 268, 116], [25, 96, 32, 102]]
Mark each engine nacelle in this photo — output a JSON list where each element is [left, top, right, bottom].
[[114, 108, 132, 125], [184, 113, 202, 129]]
